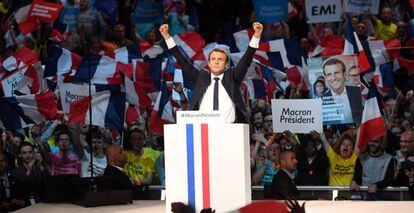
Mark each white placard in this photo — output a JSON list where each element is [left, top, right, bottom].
[[271, 99, 323, 133], [58, 82, 96, 114], [306, 0, 342, 23], [0, 69, 27, 97], [176, 111, 225, 124], [344, 0, 380, 15]]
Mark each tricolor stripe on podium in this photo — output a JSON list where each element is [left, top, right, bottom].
[[185, 123, 211, 210]]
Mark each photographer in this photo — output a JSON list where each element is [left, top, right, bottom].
[[394, 151, 414, 199]]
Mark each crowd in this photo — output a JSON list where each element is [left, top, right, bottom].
[[0, 0, 414, 211]]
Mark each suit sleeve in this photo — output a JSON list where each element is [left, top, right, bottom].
[[168, 45, 199, 84], [233, 45, 257, 84], [375, 158, 395, 189], [353, 158, 363, 185]]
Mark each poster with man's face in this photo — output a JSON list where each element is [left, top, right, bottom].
[[308, 55, 363, 125]]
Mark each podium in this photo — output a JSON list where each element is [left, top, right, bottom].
[[164, 111, 251, 212]]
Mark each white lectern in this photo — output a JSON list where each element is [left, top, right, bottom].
[[164, 111, 251, 212]]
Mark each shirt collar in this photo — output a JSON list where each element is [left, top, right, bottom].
[[211, 73, 224, 81], [282, 169, 295, 180], [113, 165, 124, 172]]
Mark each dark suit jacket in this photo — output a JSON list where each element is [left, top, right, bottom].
[[169, 45, 257, 124], [104, 165, 132, 189], [267, 169, 299, 200], [104, 165, 149, 200], [322, 85, 362, 124], [296, 151, 329, 186]]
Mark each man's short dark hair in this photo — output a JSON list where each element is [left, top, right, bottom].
[[322, 58, 346, 75], [279, 149, 296, 161], [208, 48, 230, 63], [18, 142, 34, 154]]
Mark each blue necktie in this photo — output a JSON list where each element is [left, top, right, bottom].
[[213, 77, 219, 110]]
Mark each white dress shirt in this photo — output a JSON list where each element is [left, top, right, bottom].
[[199, 73, 235, 123]]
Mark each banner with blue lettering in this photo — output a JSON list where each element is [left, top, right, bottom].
[[132, 1, 164, 24], [254, 0, 288, 23], [344, 0, 380, 15]]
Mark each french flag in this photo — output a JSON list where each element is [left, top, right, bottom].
[[258, 38, 303, 69], [3, 91, 61, 124], [217, 29, 254, 53], [44, 42, 82, 81], [133, 58, 164, 92], [148, 81, 175, 135], [125, 104, 140, 127], [72, 53, 124, 85], [373, 62, 394, 97], [0, 98, 28, 130], [123, 75, 153, 108], [174, 32, 206, 59], [311, 34, 344, 57], [10, 0, 36, 34], [242, 79, 267, 100], [68, 85, 126, 130], [256, 65, 278, 98], [357, 96, 387, 150], [343, 17, 371, 74]]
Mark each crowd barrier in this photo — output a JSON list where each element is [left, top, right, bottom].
[[146, 185, 411, 201]]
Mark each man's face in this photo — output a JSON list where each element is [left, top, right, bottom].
[[114, 25, 126, 41], [305, 141, 316, 158], [130, 132, 145, 151], [19, 145, 34, 164], [356, 23, 368, 36], [208, 51, 228, 76], [115, 146, 127, 166], [324, 64, 346, 94], [400, 132, 414, 153], [79, 0, 89, 10], [368, 139, 381, 154], [253, 112, 263, 124], [349, 68, 360, 86], [283, 152, 297, 172], [263, 115, 273, 129], [381, 8, 392, 22], [0, 155, 7, 174], [58, 134, 70, 151], [92, 138, 104, 155]]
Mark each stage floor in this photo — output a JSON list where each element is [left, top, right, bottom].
[[15, 200, 414, 213]]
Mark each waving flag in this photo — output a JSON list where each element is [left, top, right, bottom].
[[343, 17, 371, 73], [174, 32, 205, 59], [357, 96, 387, 150], [124, 75, 152, 108], [73, 53, 124, 85], [68, 85, 126, 130], [311, 34, 344, 57], [3, 91, 61, 123], [148, 81, 174, 135], [44, 42, 81, 81]]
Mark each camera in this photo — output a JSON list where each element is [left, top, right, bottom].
[[401, 160, 414, 170]]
